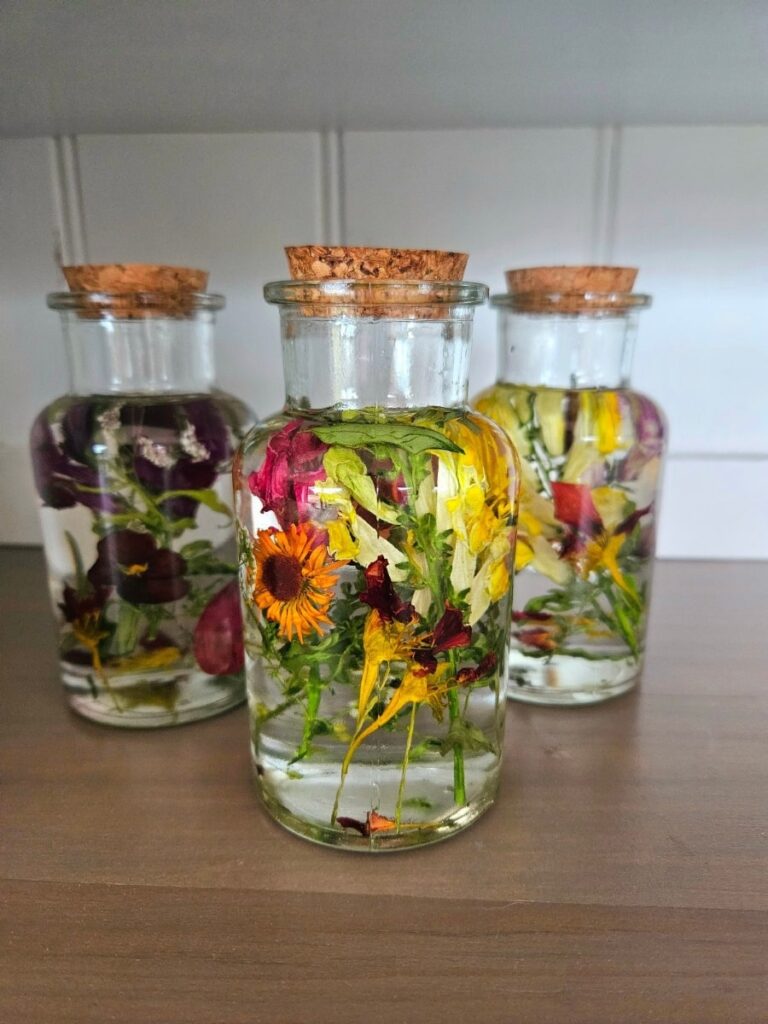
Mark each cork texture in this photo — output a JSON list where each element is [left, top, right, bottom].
[[505, 265, 639, 313], [62, 263, 209, 318], [283, 246, 468, 318], [286, 246, 468, 282]]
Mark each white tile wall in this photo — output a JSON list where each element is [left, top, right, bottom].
[[613, 126, 768, 455], [0, 138, 64, 544], [1, 126, 766, 556], [78, 133, 324, 407], [343, 129, 602, 398]]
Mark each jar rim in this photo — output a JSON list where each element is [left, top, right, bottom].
[[491, 291, 652, 313], [47, 291, 225, 315], [264, 279, 488, 307]]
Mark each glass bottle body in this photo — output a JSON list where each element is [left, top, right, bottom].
[[31, 298, 252, 726], [234, 284, 518, 849], [475, 297, 665, 706]]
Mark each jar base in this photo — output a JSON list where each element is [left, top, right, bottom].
[[63, 664, 245, 728], [507, 649, 640, 707], [253, 758, 499, 852]]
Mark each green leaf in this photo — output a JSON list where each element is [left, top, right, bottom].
[[156, 488, 232, 518], [64, 531, 88, 594], [94, 512, 145, 530], [312, 422, 463, 455], [110, 602, 142, 657], [439, 719, 496, 757], [179, 539, 214, 559], [168, 517, 199, 537], [323, 447, 379, 512], [180, 538, 237, 576]]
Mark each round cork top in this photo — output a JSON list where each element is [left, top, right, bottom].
[[62, 263, 209, 294], [278, 246, 473, 319], [285, 246, 468, 282], [52, 263, 219, 319], [499, 265, 648, 314]]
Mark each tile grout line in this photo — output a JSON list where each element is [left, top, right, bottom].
[[319, 129, 346, 245], [48, 136, 89, 268], [590, 125, 622, 264]]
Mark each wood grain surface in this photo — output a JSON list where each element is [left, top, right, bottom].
[[1, 548, 767, 1023]]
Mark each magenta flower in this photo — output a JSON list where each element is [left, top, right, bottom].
[[193, 580, 244, 676], [248, 419, 328, 525]]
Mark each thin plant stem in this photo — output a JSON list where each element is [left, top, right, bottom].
[[395, 703, 417, 827], [446, 687, 466, 806]]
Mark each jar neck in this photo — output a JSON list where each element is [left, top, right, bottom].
[[496, 308, 641, 389], [280, 311, 473, 411], [59, 313, 217, 395]]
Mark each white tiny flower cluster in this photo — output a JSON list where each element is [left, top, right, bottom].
[[96, 404, 123, 456], [97, 405, 122, 434], [137, 434, 174, 468], [179, 422, 211, 463]]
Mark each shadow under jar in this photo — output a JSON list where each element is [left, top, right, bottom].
[[30, 264, 252, 727], [234, 247, 519, 850], [474, 266, 666, 706]]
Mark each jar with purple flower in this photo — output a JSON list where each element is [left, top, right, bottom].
[[474, 266, 666, 706], [30, 264, 252, 726]]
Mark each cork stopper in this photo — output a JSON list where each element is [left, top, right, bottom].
[[286, 246, 468, 282], [61, 263, 209, 318], [504, 265, 641, 314], [283, 246, 469, 318]]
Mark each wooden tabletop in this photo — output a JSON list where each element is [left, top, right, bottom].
[[1, 547, 766, 1023]]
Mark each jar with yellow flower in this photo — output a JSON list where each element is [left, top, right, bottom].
[[234, 247, 518, 849], [474, 266, 665, 706]]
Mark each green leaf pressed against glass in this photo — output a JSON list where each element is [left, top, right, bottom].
[[312, 421, 463, 455], [109, 602, 142, 657], [180, 539, 237, 576]]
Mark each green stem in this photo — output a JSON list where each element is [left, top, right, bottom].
[[447, 688, 466, 806], [290, 669, 321, 764], [395, 703, 417, 826], [64, 531, 88, 594]]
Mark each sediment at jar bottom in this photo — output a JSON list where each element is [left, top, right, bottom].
[[236, 406, 518, 845], [473, 383, 663, 706], [31, 392, 252, 725]]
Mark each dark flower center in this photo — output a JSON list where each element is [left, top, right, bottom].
[[263, 553, 304, 602]]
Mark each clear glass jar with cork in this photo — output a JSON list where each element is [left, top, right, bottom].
[[31, 264, 252, 726], [234, 246, 519, 849], [475, 266, 665, 706]]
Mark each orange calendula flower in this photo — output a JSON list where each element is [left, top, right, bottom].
[[252, 522, 345, 643]]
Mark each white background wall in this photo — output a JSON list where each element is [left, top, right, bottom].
[[1, 127, 767, 557]]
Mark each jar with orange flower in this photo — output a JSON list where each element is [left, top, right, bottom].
[[474, 266, 665, 706], [234, 247, 518, 849]]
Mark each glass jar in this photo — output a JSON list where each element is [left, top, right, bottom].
[[474, 266, 665, 706], [234, 246, 518, 850], [30, 264, 252, 727]]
